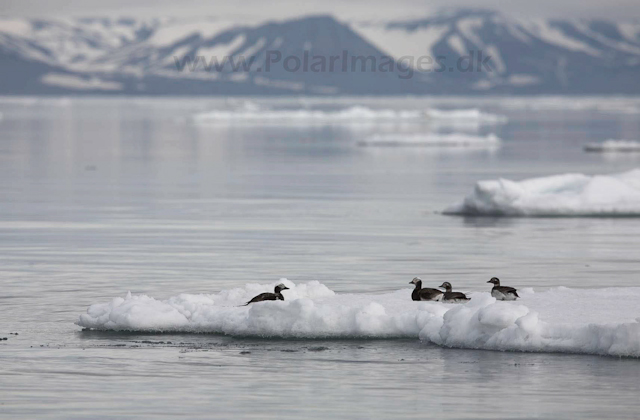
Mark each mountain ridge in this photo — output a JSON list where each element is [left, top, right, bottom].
[[1, 10, 639, 95]]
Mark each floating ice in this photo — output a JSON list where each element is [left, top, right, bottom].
[[493, 97, 640, 114], [419, 290, 640, 357], [444, 169, 640, 217], [76, 280, 640, 357], [358, 133, 500, 148], [584, 140, 640, 152], [193, 106, 423, 122], [425, 108, 507, 124], [192, 105, 506, 124]]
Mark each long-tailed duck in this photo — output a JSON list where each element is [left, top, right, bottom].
[[487, 277, 519, 301], [245, 283, 289, 305], [410, 277, 443, 301], [439, 282, 470, 303]]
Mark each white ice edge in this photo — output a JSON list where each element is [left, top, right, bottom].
[[76, 280, 640, 358], [444, 169, 640, 217]]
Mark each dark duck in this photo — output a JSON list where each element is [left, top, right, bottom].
[[439, 282, 470, 303], [245, 283, 289, 305], [410, 277, 443, 301], [487, 277, 519, 301]]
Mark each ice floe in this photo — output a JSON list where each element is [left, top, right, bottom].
[[425, 108, 507, 124], [444, 169, 640, 217], [77, 280, 640, 357], [193, 105, 423, 122], [584, 140, 640, 152], [192, 105, 506, 124], [358, 133, 500, 148]]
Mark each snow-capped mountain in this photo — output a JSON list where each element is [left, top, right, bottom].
[[356, 10, 640, 94], [1, 10, 639, 95]]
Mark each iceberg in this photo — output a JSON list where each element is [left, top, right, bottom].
[[76, 280, 640, 357], [444, 169, 640, 217]]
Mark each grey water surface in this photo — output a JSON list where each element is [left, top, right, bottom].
[[1, 96, 639, 418]]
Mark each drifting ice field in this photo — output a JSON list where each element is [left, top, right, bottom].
[[77, 280, 640, 358]]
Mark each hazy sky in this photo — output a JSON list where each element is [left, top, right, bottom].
[[1, 0, 639, 21]]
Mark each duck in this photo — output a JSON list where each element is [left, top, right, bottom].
[[245, 283, 290, 305], [487, 277, 519, 301], [410, 277, 443, 301], [439, 282, 470, 303]]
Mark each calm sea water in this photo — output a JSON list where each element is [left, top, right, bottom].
[[1, 96, 640, 418]]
